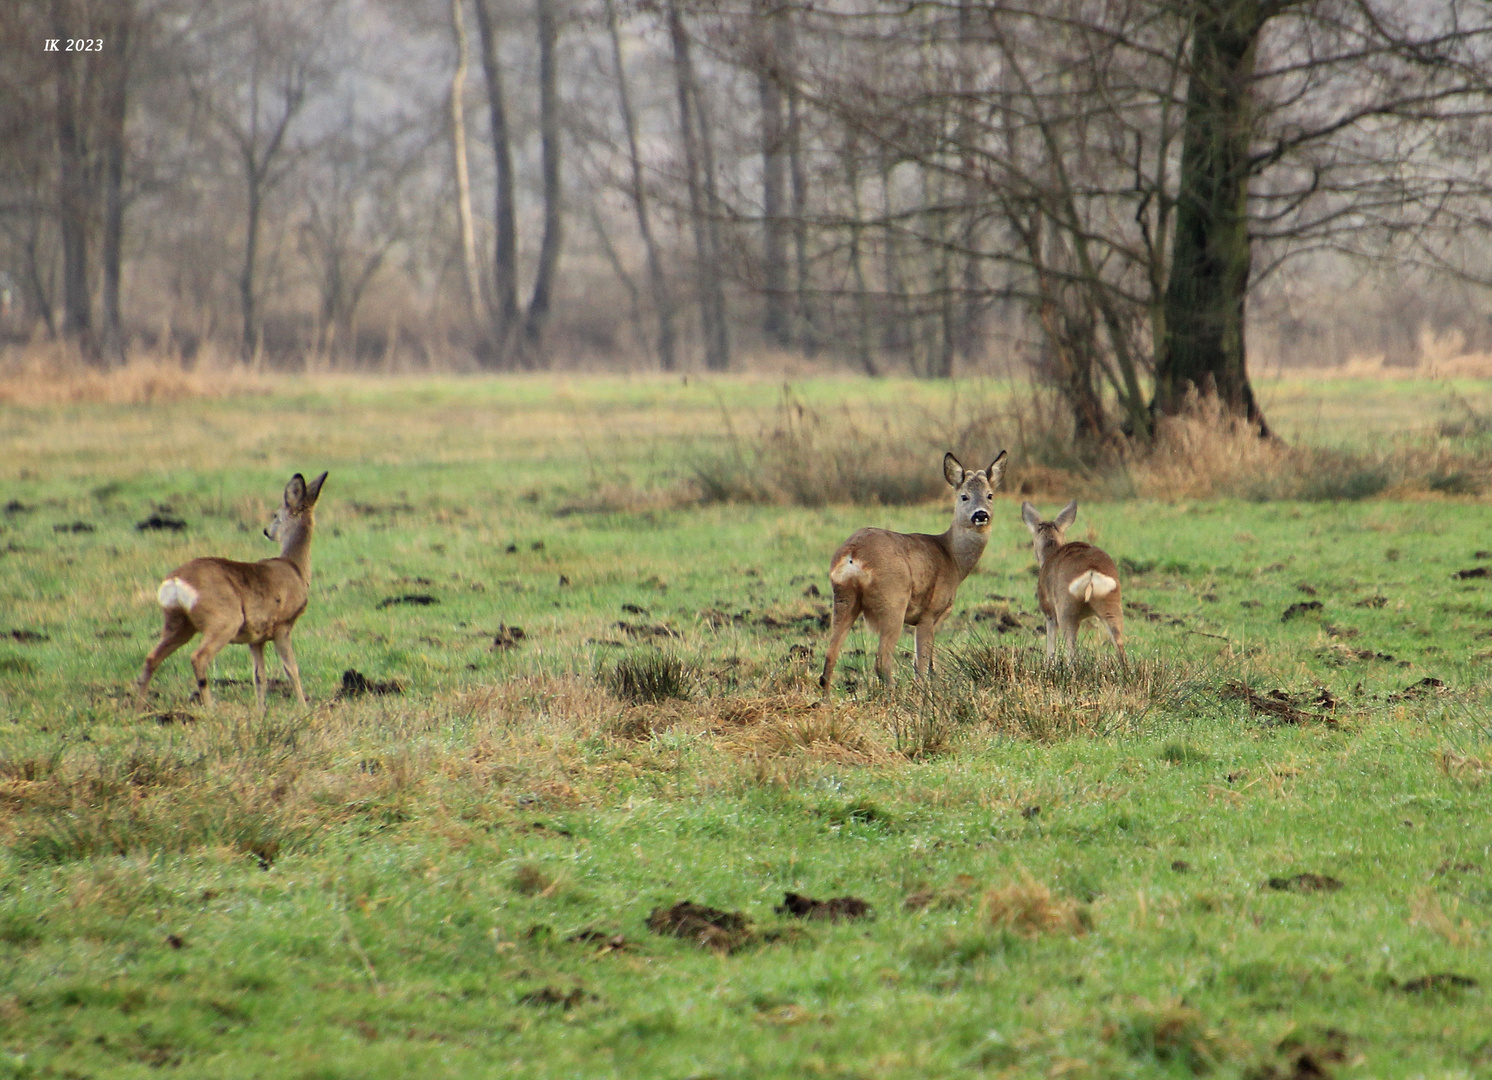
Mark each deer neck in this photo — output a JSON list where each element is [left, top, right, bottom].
[[1033, 534, 1063, 569], [940, 524, 990, 581], [277, 514, 315, 582]]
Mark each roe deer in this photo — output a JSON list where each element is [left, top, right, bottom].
[[137, 471, 327, 713], [819, 451, 1007, 694], [1020, 500, 1127, 672]]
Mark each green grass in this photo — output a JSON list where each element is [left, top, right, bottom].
[[2, 374, 1492, 1078]]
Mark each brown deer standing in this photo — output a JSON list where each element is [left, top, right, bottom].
[[137, 471, 327, 713], [1020, 500, 1128, 672], [819, 451, 1007, 694]]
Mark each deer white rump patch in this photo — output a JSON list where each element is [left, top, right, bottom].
[[1068, 570, 1117, 603], [829, 556, 871, 587], [157, 577, 199, 612]]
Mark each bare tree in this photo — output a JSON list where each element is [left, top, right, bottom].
[[473, 0, 520, 361], [520, 0, 564, 362], [448, 0, 484, 322], [605, 0, 677, 370]]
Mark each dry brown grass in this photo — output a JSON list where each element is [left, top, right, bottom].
[[0, 344, 268, 405], [981, 872, 1091, 936], [1409, 888, 1480, 948]]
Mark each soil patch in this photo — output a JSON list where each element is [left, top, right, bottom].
[[517, 987, 595, 1009], [338, 669, 406, 698], [5, 630, 48, 643], [492, 624, 526, 649], [1452, 567, 1489, 580], [1397, 973, 1478, 993], [1281, 601, 1324, 621], [136, 513, 187, 532], [52, 521, 94, 533], [774, 892, 872, 922], [1224, 681, 1337, 725], [1265, 873, 1343, 893], [646, 900, 752, 952], [1388, 677, 1445, 702], [377, 594, 437, 609]]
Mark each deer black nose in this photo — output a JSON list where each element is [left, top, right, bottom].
[[971, 509, 990, 525]]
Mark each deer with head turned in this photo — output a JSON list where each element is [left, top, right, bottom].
[[819, 451, 1007, 695], [137, 471, 327, 714], [1020, 499, 1127, 672]]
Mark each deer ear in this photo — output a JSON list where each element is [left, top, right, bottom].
[[305, 471, 328, 504], [943, 452, 965, 488], [285, 473, 308, 508], [1020, 501, 1042, 532], [1055, 499, 1078, 530], [986, 450, 1008, 487]]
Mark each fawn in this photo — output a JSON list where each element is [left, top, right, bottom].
[[137, 471, 327, 713], [1020, 499, 1127, 671], [819, 451, 1007, 694]]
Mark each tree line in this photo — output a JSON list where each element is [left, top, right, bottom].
[[4, 0, 1492, 442]]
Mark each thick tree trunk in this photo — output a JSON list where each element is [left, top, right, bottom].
[[473, 0, 520, 363], [606, 0, 676, 371], [448, 0, 483, 323], [521, 0, 562, 365], [1153, 0, 1269, 434], [667, 0, 730, 371], [99, 4, 132, 364], [757, 1, 790, 349], [53, 0, 92, 350]]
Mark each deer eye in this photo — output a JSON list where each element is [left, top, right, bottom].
[[960, 494, 969, 501]]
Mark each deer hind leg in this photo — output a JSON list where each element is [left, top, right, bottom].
[[1100, 607, 1129, 675], [137, 612, 196, 706], [1043, 614, 1059, 665], [249, 642, 268, 716], [273, 628, 308, 708], [819, 589, 862, 695], [188, 623, 238, 708]]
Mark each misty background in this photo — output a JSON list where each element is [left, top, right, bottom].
[[6, 0, 1492, 401]]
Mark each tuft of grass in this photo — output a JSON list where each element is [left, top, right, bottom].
[[1109, 1000, 1236, 1074], [981, 873, 1090, 937], [945, 642, 1199, 740], [605, 651, 698, 704], [1157, 740, 1213, 765]]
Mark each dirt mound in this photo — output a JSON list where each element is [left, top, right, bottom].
[[774, 892, 872, 922], [646, 900, 752, 952]]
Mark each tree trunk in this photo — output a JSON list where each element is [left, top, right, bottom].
[[786, 38, 816, 356], [756, 0, 790, 349], [99, 3, 133, 364], [606, 0, 676, 371], [240, 169, 260, 361], [520, 0, 562, 365], [1153, 0, 1269, 434], [844, 134, 877, 376], [53, 0, 92, 350], [473, 0, 520, 363], [448, 0, 483, 323], [667, 0, 730, 371]]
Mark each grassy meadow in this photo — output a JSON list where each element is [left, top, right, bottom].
[[2, 371, 1492, 1078]]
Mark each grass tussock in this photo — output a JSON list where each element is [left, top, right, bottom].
[[605, 650, 698, 704], [0, 345, 267, 406], [946, 643, 1195, 740], [981, 872, 1091, 937], [1131, 391, 1492, 501]]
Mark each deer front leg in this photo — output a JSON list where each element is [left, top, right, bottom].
[[913, 620, 936, 679], [249, 642, 268, 716], [273, 629, 308, 708]]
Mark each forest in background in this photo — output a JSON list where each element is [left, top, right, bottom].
[[6, 0, 1492, 441]]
